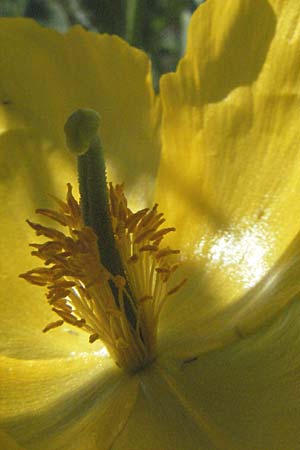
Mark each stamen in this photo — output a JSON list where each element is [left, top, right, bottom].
[[139, 244, 158, 252], [167, 279, 188, 296], [43, 320, 64, 333]]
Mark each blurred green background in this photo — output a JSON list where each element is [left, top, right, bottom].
[[0, 0, 204, 85]]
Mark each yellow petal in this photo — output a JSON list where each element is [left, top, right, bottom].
[[0, 18, 160, 354], [0, 354, 139, 450], [157, 0, 300, 312], [153, 299, 300, 450], [0, 147, 92, 358], [0, 18, 160, 197], [159, 228, 300, 357], [113, 366, 224, 450]]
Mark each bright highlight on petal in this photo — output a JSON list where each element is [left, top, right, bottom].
[[195, 221, 274, 289]]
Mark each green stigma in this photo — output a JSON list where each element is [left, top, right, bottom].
[[64, 108, 101, 155]]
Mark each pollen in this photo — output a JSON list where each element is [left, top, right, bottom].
[[20, 183, 186, 372]]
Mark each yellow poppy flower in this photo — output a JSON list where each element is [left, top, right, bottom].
[[1, 1, 300, 449]]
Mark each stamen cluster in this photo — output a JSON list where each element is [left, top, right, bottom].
[[20, 183, 185, 371]]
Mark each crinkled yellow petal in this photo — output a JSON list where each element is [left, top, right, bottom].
[[154, 299, 300, 450], [157, 0, 300, 316], [0, 18, 160, 354], [0, 18, 160, 198], [0, 354, 138, 450]]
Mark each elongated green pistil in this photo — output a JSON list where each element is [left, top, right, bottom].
[[64, 109, 137, 328], [77, 135, 122, 276]]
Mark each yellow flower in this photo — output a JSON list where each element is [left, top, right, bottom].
[[1, 1, 300, 448]]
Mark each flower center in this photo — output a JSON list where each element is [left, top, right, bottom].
[[20, 109, 185, 372]]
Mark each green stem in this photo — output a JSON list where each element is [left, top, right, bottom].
[[77, 136, 122, 276], [77, 136, 137, 329]]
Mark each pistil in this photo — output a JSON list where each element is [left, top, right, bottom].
[[20, 109, 186, 372]]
